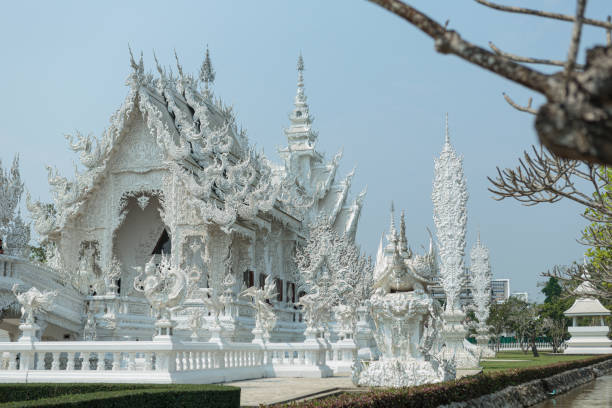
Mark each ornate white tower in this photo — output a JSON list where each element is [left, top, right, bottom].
[[469, 233, 495, 357], [279, 54, 321, 190], [432, 114, 479, 370]]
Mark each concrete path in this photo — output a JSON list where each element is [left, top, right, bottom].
[[225, 376, 358, 407], [226, 370, 482, 407]]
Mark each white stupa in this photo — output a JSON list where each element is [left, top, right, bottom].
[[564, 279, 611, 354]]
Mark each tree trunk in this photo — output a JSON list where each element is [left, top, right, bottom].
[[531, 335, 539, 357]]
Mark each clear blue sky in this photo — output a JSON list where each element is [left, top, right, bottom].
[[1, 1, 609, 301]]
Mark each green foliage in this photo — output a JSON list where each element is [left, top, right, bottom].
[[29, 245, 46, 263], [582, 167, 612, 272], [0, 383, 240, 408], [273, 356, 612, 408], [541, 277, 563, 304]]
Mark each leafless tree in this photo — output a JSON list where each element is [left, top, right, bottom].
[[368, 0, 612, 165]]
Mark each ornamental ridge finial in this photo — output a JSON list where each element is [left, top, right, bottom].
[[444, 112, 450, 145], [199, 44, 216, 97], [389, 201, 396, 236]]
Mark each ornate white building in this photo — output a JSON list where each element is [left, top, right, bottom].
[[5, 50, 365, 343]]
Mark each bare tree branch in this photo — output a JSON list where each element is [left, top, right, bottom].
[[489, 41, 581, 69], [368, 0, 612, 165], [565, 0, 587, 79], [607, 16, 611, 46], [487, 146, 612, 219], [367, 0, 550, 94], [475, 0, 612, 30], [502, 93, 537, 115]]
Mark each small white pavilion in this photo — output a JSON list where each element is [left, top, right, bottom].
[[564, 280, 611, 354]]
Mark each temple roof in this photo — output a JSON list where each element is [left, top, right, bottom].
[[29, 49, 365, 241], [564, 297, 611, 316]]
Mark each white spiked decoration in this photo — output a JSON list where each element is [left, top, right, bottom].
[[432, 114, 479, 369], [432, 114, 467, 313], [469, 233, 495, 357]]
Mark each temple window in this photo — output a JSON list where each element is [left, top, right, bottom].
[[243, 270, 254, 288], [275, 278, 283, 302]]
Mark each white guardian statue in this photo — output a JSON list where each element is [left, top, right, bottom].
[[432, 115, 480, 370], [353, 206, 454, 387]]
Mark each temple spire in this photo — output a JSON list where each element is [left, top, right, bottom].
[[296, 52, 305, 104], [444, 112, 450, 145], [399, 210, 408, 255], [284, 53, 317, 148], [387, 202, 397, 244], [199, 45, 216, 98]]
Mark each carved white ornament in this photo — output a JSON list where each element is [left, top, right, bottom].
[[12, 284, 57, 325], [354, 209, 454, 387], [432, 116, 480, 369]]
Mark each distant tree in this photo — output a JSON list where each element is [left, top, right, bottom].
[[539, 277, 573, 353], [542, 277, 563, 304], [487, 301, 513, 351]]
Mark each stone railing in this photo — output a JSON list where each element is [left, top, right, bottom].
[[0, 338, 334, 384], [326, 340, 358, 375], [487, 341, 558, 351], [0, 255, 84, 332]]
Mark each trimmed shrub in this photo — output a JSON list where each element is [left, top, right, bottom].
[[0, 384, 240, 408], [273, 355, 612, 408]]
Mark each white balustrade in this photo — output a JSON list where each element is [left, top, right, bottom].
[[0, 337, 340, 384], [487, 341, 559, 351]]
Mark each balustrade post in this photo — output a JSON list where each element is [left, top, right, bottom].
[[112, 352, 121, 371], [128, 353, 136, 371], [67, 352, 75, 370], [35, 353, 44, 370], [144, 353, 152, 370], [97, 353, 105, 371], [8, 353, 16, 370], [52, 352, 60, 370]]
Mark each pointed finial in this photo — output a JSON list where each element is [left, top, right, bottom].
[[296, 53, 305, 102], [444, 112, 450, 145], [399, 210, 408, 254], [389, 201, 396, 236], [476, 228, 481, 245], [199, 45, 216, 97]]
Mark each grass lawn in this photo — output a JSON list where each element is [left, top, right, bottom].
[[480, 350, 594, 372]]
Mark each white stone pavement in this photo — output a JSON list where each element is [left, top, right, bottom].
[[226, 370, 483, 407], [225, 375, 357, 407]]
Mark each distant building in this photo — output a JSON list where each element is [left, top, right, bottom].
[[491, 279, 510, 304], [430, 275, 512, 306], [511, 292, 529, 302]]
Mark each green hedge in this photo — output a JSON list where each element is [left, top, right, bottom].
[[275, 355, 612, 408], [0, 384, 240, 408]]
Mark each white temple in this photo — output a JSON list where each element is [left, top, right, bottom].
[[2, 50, 366, 344]]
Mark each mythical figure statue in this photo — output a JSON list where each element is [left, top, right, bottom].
[[133, 254, 188, 322], [241, 275, 277, 341], [353, 208, 454, 387], [11, 284, 57, 325]]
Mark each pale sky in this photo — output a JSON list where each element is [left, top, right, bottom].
[[1, 1, 609, 301]]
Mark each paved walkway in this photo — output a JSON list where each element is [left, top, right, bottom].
[[225, 376, 357, 407], [226, 370, 482, 407]]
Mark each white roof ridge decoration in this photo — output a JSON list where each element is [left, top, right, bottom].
[[28, 49, 365, 243]]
